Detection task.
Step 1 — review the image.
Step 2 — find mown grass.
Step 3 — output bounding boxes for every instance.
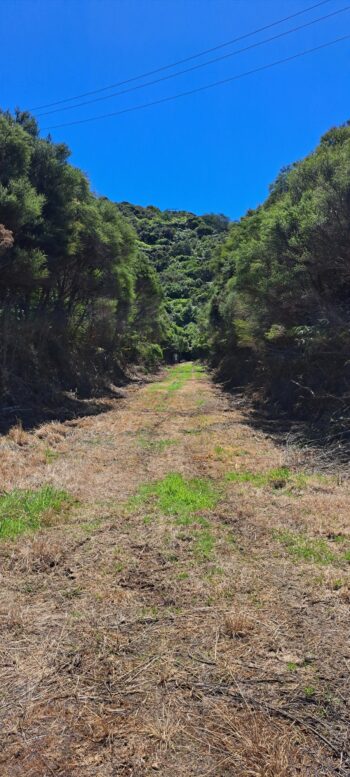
[137,434,178,453]
[194,528,215,559]
[167,379,183,392]
[147,362,205,395]
[225,467,318,491]
[0,486,73,540]
[129,472,220,561]
[169,362,205,378]
[44,448,62,463]
[226,467,336,495]
[214,445,248,460]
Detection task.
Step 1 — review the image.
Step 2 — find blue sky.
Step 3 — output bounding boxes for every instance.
[1,0,349,218]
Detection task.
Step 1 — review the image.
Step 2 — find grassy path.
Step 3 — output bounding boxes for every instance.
[0,363,349,776]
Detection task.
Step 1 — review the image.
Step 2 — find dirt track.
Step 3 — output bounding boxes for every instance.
[0,364,349,776]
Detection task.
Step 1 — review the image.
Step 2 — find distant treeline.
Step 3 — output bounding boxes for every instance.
[0,110,165,403]
[207,122,350,423]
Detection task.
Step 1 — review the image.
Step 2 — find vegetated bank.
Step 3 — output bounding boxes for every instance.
[0,109,165,407]
[207,121,350,433]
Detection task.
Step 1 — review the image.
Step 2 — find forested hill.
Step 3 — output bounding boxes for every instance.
[116,203,229,358]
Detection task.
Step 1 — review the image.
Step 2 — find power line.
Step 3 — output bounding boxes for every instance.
[35,5,349,118]
[31,0,333,111]
[43,33,350,131]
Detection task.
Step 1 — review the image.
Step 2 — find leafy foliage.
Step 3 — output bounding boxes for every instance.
[208,121,350,421]
[117,202,229,358]
[0,110,164,403]
[2,106,349,431]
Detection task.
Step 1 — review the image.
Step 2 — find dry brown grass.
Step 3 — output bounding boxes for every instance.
[187,704,322,776]
[223,609,254,639]
[10,534,65,572]
[0,365,349,775]
[7,419,30,446]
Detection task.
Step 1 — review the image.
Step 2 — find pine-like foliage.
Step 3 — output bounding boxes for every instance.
[208,122,350,421]
[0,111,164,402]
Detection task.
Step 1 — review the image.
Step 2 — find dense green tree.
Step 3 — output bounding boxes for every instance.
[208,121,350,420]
[0,111,164,402]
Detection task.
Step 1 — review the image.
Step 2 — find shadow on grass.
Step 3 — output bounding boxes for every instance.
[0,390,120,435]
[218,383,350,467]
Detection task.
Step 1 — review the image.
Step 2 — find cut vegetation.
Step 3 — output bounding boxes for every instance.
[0,365,349,776]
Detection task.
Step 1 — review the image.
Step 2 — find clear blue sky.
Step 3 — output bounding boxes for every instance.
[1,0,349,218]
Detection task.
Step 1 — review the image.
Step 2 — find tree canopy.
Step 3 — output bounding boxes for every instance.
[117,202,229,359]
[207,121,350,421]
[0,110,164,402]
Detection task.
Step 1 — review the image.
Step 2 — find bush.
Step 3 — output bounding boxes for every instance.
[208,121,350,423]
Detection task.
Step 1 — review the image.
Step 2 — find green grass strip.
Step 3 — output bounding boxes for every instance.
[0,486,72,540]
[226,467,291,487]
[274,529,348,565]
[132,472,219,524]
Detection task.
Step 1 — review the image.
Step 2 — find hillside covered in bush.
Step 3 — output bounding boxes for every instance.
[116,202,229,358]
[208,121,350,426]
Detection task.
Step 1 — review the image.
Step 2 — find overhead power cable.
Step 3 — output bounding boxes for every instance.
[35,5,349,118]
[30,0,333,111]
[43,33,350,131]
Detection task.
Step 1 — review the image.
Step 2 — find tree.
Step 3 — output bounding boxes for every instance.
[208,121,350,421]
[0,110,165,402]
